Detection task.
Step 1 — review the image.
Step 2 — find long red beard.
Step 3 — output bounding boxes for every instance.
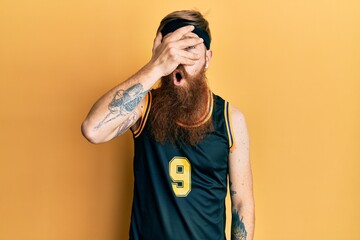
[149,65,214,145]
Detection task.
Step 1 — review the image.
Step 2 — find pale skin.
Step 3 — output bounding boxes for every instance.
[229,107,255,240]
[81,24,254,239]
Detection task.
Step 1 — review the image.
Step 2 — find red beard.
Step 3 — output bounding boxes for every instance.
[149,65,214,145]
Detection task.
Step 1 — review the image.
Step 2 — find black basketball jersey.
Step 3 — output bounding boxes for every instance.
[129,91,235,240]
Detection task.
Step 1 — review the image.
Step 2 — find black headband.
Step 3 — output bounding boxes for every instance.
[160,19,211,50]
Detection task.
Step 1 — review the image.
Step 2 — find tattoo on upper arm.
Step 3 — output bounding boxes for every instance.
[230,181,237,196]
[95,83,146,130]
[231,209,247,240]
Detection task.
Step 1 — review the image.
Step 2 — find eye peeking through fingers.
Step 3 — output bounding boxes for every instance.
[185,45,196,50]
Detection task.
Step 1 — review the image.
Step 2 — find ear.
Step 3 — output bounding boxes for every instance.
[205,50,213,69]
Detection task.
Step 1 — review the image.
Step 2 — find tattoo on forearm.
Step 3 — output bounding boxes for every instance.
[95,83,146,129]
[231,209,247,240]
[230,181,237,196]
[115,111,138,137]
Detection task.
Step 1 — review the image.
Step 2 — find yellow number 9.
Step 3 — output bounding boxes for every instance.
[169,157,191,197]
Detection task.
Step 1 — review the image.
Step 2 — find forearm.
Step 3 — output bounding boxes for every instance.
[81,63,161,143]
[231,201,255,240]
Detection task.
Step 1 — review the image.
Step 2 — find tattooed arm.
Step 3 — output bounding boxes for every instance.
[81,25,203,143]
[81,66,158,144]
[228,105,254,240]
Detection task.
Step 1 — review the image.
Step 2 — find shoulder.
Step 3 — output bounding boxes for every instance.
[212,94,248,133]
[213,92,246,122]
[228,104,249,151]
[215,93,247,126]
[229,104,247,127]
[215,96,249,152]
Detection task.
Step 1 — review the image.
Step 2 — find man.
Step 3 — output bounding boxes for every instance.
[82,10,254,240]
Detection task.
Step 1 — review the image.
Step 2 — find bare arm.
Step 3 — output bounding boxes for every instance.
[228,105,255,240]
[81,67,158,144]
[81,25,204,144]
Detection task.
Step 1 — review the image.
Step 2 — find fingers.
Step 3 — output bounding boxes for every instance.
[178,57,198,66]
[165,34,203,66]
[164,25,195,41]
[182,32,199,39]
[170,48,201,65]
[177,49,201,60]
[150,25,204,75]
[175,37,204,50]
[161,26,203,50]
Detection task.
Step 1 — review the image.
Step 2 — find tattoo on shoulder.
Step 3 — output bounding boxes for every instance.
[231,209,247,240]
[95,83,146,130]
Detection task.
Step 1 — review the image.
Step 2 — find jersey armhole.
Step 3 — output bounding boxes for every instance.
[132,91,152,138]
[224,101,236,153]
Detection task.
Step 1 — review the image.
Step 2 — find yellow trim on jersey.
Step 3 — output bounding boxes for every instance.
[133,91,152,138]
[224,101,236,153]
[228,104,236,152]
[176,92,214,128]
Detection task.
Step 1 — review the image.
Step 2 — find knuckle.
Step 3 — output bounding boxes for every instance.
[163,34,173,41]
[169,47,176,55]
[161,37,170,45]
[167,42,175,49]
[172,54,178,61]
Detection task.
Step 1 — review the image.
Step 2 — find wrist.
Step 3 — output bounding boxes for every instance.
[142,62,164,81]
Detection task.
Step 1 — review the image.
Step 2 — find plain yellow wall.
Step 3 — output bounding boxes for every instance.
[1,0,359,239]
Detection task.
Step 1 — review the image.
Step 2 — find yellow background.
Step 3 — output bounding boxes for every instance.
[1,0,359,239]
